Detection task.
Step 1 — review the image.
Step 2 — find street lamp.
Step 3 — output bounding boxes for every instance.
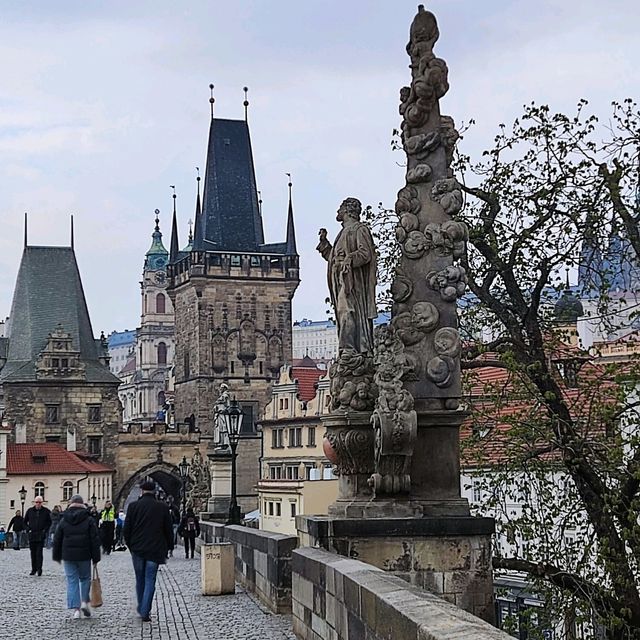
[91,494,97,508]
[221,399,243,525]
[178,455,190,515]
[18,486,27,548]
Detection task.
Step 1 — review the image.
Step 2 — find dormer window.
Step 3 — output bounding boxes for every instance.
[32,455,46,464]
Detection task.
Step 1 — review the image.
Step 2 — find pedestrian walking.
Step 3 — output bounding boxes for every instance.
[167,498,180,557]
[178,507,200,559]
[99,500,116,554]
[123,480,174,622]
[114,510,125,550]
[0,527,6,550]
[47,505,62,549]
[52,495,101,619]
[24,496,52,575]
[7,510,25,550]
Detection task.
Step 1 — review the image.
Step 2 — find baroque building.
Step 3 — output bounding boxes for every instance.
[167,102,300,512]
[258,360,337,535]
[117,212,175,427]
[0,232,122,470]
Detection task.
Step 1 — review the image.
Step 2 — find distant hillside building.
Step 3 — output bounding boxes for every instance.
[107,330,136,375]
[0,234,122,469]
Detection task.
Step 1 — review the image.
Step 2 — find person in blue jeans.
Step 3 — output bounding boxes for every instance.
[123,480,174,622]
[52,495,101,619]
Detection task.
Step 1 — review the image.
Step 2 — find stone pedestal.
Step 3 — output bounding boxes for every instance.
[297,514,496,624]
[206,451,232,516]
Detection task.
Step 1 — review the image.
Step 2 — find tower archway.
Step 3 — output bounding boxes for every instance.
[115,460,183,510]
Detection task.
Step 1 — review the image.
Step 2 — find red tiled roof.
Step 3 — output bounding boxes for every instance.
[7,443,114,475]
[292,366,324,402]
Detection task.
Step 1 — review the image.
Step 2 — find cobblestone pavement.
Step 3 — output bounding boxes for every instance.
[0,546,296,640]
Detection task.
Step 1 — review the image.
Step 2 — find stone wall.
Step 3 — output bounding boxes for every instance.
[5,381,122,468]
[292,546,510,640]
[200,521,297,614]
[297,515,495,623]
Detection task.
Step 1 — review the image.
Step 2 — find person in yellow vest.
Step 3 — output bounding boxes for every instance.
[98,500,116,555]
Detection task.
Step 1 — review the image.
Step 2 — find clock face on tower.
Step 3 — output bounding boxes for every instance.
[154,270,166,284]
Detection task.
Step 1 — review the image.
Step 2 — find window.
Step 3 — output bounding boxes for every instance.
[157,342,167,365]
[472,481,483,503]
[45,435,60,444]
[290,503,297,518]
[272,428,284,449]
[51,358,59,368]
[62,481,74,502]
[268,501,274,516]
[307,427,316,447]
[239,403,256,433]
[305,465,314,480]
[275,502,281,517]
[61,358,69,368]
[184,352,190,379]
[156,293,166,314]
[269,465,283,480]
[288,427,302,448]
[45,405,59,424]
[230,255,241,267]
[286,465,299,480]
[88,436,103,456]
[34,482,45,500]
[284,398,289,410]
[88,405,102,423]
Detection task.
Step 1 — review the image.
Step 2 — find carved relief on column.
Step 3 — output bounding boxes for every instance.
[392,4,466,411]
[368,324,417,495]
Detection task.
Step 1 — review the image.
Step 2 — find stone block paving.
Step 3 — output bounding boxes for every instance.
[0,547,296,640]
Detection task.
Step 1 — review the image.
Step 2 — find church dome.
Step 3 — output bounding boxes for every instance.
[554,289,584,323]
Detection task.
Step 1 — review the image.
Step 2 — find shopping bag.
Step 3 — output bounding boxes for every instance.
[90,564,103,607]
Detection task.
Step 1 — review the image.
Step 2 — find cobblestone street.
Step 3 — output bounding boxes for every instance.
[0,546,296,640]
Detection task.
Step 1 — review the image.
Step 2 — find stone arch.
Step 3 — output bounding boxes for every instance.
[115,460,183,509]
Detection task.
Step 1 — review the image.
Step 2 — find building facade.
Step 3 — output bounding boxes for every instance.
[258,362,337,535]
[0,241,122,469]
[167,109,300,512]
[107,330,136,376]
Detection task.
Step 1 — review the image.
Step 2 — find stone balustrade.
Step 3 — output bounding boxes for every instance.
[291,547,510,640]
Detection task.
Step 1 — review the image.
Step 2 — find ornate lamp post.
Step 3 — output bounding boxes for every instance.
[19,485,27,514]
[18,485,27,548]
[91,494,97,508]
[178,455,190,515]
[221,399,243,525]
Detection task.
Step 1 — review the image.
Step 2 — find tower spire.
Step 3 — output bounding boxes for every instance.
[243,87,249,122]
[70,215,74,249]
[193,167,203,250]
[170,200,179,263]
[24,212,28,248]
[285,173,297,255]
[209,84,215,120]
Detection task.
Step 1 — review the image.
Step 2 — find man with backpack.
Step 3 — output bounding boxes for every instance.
[178,507,200,559]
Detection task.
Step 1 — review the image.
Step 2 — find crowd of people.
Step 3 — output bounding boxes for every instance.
[3,483,201,622]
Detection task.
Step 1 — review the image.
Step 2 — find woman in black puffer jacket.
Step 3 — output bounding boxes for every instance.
[53,495,101,619]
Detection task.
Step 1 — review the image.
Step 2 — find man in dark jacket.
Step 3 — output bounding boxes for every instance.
[7,510,25,550]
[123,480,174,622]
[23,496,52,575]
[53,495,100,618]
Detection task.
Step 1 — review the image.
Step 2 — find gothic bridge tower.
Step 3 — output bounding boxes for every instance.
[167,90,299,512]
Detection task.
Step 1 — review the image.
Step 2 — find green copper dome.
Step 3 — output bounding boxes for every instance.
[145,211,168,271]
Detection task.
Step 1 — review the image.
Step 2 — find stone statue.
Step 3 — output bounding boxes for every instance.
[317,197,377,355]
[185,447,211,513]
[213,383,231,449]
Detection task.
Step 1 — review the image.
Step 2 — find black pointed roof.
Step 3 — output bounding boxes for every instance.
[0,246,120,384]
[196,118,265,252]
[285,190,297,256]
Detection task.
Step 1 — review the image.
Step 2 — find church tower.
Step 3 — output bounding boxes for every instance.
[119,210,175,427]
[167,91,300,512]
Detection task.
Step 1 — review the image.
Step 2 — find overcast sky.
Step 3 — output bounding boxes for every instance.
[1,0,639,336]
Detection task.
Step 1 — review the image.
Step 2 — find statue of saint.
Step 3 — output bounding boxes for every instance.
[317,198,377,354]
[213,383,231,449]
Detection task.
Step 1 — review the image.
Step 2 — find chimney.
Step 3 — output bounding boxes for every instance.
[67,427,76,452]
